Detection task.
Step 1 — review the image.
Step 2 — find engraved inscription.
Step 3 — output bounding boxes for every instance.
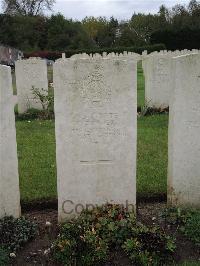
[70,64,112,106]
[155,58,168,84]
[80,160,113,165]
[71,112,126,144]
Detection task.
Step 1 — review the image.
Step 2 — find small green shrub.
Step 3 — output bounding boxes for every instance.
[53,204,175,266]
[31,86,54,119]
[0,247,9,266]
[162,207,188,225]
[123,226,176,265]
[15,108,42,120]
[162,208,200,246]
[15,86,54,121]
[180,210,200,246]
[0,216,37,252]
[140,101,152,117]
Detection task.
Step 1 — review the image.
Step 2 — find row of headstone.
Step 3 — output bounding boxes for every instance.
[1,53,199,220]
[13,49,200,113]
[142,49,200,108]
[69,51,141,60]
[14,52,141,114]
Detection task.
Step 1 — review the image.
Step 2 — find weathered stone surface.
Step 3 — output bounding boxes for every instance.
[70,53,90,59]
[168,53,200,208]
[144,54,173,108]
[0,65,21,218]
[54,58,137,221]
[15,58,48,113]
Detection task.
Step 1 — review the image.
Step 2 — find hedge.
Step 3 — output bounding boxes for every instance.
[150,29,200,50]
[24,43,166,61]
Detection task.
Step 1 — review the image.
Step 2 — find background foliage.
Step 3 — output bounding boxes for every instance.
[0,0,199,52]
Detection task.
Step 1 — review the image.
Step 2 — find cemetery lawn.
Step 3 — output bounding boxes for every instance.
[16,120,57,203]
[137,61,145,107]
[137,114,168,198]
[16,114,168,203]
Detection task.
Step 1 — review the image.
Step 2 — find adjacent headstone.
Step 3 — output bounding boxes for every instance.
[142,50,147,57]
[168,53,200,208]
[0,65,21,218]
[144,55,173,108]
[54,58,137,221]
[119,52,141,61]
[15,58,48,113]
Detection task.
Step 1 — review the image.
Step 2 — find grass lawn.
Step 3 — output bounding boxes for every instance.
[12,69,17,95]
[16,114,168,203]
[137,61,145,107]
[16,120,57,202]
[137,114,168,197]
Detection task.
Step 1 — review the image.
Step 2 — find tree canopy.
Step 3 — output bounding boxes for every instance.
[0,0,199,52]
[2,0,55,15]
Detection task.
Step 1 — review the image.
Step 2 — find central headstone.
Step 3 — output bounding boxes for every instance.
[54,58,137,221]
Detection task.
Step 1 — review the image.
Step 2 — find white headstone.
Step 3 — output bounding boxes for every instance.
[15,58,48,113]
[168,53,200,208]
[0,65,21,218]
[102,52,107,58]
[54,58,137,221]
[142,50,147,56]
[71,53,90,59]
[144,54,173,108]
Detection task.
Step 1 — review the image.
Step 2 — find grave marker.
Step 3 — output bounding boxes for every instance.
[54,58,137,220]
[0,65,21,218]
[15,58,48,113]
[168,54,200,207]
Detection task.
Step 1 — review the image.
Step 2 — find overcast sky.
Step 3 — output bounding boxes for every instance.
[0,0,190,20]
[52,0,190,20]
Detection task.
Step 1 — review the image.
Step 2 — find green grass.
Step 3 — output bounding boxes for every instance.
[16,120,57,202]
[181,210,200,246]
[177,262,200,266]
[137,61,145,107]
[12,70,17,95]
[16,114,168,202]
[48,65,53,83]
[137,114,168,197]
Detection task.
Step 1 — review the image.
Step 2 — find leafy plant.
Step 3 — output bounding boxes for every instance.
[0,216,37,252]
[53,204,176,265]
[180,210,200,246]
[31,86,54,119]
[162,208,200,246]
[15,107,42,121]
[123,226,176,265]
[162,207,188,225]
[0,247,9,266]
[140,100,151,116]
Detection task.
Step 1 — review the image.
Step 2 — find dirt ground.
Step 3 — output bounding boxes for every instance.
[10,202,200,265]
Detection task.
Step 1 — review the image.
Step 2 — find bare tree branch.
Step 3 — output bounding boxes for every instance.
[2,0,55,15]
